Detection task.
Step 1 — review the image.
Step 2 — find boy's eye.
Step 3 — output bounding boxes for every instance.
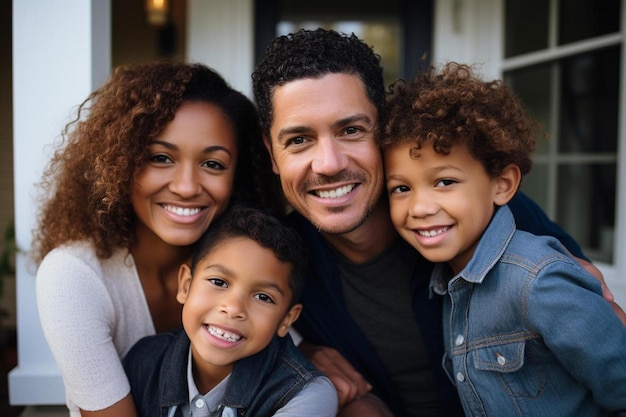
[254,293,275,304]
[390,185,410,194]
[435,179,456,187]
[208,278,227,288]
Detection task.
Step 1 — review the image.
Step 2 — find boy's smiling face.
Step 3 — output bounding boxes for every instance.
[177,236,301,390]
[385,141,518,274]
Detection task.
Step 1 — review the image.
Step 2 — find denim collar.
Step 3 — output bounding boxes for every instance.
[431,205,516,295]
[157,329,283,411]
[219,335,281,408]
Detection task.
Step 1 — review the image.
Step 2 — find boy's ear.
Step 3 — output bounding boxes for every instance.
[176,263,193,305]
[263,134,280,175]
[494,163,522,206]
[277,303,303,338]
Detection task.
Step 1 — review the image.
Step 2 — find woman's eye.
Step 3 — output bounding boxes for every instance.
[254,293,275,304]
[345,126,359,135]
[150,154,172,164]
[203,160,226,170]
[208,278,227,288]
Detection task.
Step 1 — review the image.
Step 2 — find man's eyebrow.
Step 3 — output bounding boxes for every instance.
[276,125,311,144]
[332,114,374,129]
[275,113,375,144]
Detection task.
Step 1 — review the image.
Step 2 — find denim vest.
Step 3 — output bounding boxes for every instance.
[123,329,324,417]
[431,205,626,417]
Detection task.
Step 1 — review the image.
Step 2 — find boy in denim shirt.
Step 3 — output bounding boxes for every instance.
[380,62,626,417]
[123,205,338,416]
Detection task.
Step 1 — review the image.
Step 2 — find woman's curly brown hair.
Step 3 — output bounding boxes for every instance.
[381,62,539,178]
[32,61,284,263]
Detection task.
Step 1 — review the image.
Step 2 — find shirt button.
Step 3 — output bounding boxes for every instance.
[195,398,205,408]
[455,335,465,346]
[456,372,465,382]
[497,353,506,366]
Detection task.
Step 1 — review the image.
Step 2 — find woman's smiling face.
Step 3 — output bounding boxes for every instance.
[132,100,238,247]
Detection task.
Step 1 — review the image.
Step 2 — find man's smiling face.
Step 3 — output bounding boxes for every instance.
[266,73,383,235]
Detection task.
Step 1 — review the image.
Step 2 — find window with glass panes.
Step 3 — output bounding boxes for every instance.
[503,0,622,263]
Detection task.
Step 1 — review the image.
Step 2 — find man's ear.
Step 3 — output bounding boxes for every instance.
[263,134,280,175]
[494,163,522,206]
[277,303,303,337]
[176,263,193,305]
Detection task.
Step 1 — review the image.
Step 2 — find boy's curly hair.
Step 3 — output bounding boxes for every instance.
[252,28,386,137]
[32,61,284,263]
[381,62,539,178]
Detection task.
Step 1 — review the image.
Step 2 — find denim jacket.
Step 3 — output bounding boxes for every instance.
[431,205,626,417]
[123,329,325,417]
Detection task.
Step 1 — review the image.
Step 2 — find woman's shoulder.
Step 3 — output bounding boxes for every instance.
[40,241,130,270]
[37,241,135,291]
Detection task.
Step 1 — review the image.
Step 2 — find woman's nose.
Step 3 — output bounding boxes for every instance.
[169,164,202,198]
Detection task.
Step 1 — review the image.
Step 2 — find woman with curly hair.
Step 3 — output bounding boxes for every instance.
[34,61,284,417]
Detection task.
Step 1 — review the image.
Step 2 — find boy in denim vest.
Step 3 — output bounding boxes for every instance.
[123,205,337,416]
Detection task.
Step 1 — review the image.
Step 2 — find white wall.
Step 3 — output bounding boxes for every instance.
[433,0,503,79]
[186,0,255,98]
[10,0,111,405]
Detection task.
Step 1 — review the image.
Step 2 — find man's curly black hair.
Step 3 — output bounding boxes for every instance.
[252,28,386,137]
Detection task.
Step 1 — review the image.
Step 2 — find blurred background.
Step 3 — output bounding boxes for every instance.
[3,0,625,415]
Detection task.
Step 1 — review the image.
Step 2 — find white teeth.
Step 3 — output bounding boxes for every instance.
[163,205,201,216]
[316,185,355,199]
[208,325,242,342]
[418,227,449,237]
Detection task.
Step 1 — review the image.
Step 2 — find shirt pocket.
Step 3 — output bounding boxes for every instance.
[472,340,545,398]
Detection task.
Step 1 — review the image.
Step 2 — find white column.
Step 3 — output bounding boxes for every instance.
[186,0,255,98]
[433,0,503,79]
[10,0,111,405]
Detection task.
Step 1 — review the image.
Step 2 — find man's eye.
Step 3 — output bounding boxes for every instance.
[208,278,227,288]
[255,293,275,304]
[345,126,359,135]
[286,136,306,146]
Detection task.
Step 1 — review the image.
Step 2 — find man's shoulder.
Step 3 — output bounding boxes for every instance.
[286,210,308,229]
[285,211,328,252]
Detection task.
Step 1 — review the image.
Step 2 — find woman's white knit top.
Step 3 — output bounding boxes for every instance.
[36,241,155,416]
